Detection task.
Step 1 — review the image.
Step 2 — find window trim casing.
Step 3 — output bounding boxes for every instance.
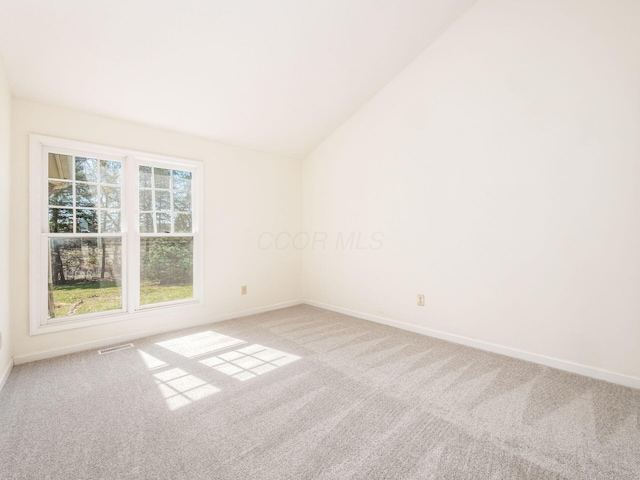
[29,134,204,336]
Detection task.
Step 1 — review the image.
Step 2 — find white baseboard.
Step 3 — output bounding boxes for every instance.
[13,299,303,365]
[304,300,640,390]
[0,359,13,393]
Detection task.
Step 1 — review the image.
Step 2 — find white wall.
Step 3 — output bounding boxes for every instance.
[0,57,11,381]
[11,99,302,360]
[303,0,640,380]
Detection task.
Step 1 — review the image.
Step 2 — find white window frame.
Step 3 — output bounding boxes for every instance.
[29,134,204,335]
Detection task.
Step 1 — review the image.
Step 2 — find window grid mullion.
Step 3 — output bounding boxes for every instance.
[151,174,157,234]
[170,171,175,234]
[125,156,139,314]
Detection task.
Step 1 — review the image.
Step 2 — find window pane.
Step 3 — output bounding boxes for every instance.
[139,166,153,188]
[75,157,98,182]
[48,237,122,318]
[76,183,98,208]
[173,190,191,212]
[101,210,121,233]
[100,186,121,209]
[174,213,192,233]
[172,170,191,191]
[154,168,171,188]
[156,213,171,233]
[139,189,152,211]
[140,237,193,306]
[140,213,154,233]
[48,153,74,180]
[76,209,98,233]
[100,160,121,184]
[155,190,171,211]
[49,208,74,233]
[48,181,73,207]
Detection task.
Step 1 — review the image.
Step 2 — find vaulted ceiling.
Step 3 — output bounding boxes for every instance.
[0,0,476,158]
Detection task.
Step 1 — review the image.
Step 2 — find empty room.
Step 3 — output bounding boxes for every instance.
[0,0,639,478]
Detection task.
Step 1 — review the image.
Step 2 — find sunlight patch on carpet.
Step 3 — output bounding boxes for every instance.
[156,331,245,358]
[200,344,301,381]
[153,367,220,410]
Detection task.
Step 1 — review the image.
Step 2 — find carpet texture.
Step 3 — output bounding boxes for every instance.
[1,305,639,479]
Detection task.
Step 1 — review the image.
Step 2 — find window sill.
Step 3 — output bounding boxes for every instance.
[30,299,204,336]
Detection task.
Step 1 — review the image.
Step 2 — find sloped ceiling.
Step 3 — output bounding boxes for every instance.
[0,0,476,158]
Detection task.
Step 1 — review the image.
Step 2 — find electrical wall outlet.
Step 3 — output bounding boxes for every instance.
[241,285,247,295]
[417,294,425,306]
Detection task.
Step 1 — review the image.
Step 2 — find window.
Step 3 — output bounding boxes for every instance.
[30,135,203,334]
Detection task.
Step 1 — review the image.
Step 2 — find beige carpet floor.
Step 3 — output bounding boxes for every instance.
[1,304,639,479]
